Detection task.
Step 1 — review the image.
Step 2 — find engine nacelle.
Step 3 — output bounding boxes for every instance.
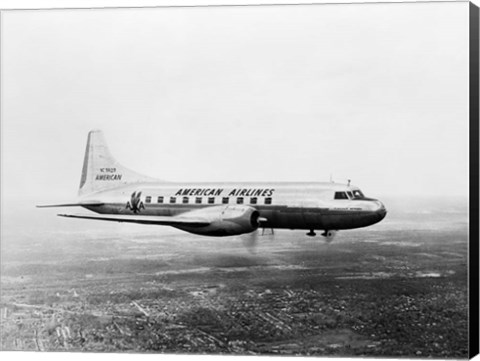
[175,205,261,237]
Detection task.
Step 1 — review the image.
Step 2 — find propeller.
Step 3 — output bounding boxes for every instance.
[241,229,259,254]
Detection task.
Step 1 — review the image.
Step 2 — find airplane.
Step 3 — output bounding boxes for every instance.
[38,130,387,244]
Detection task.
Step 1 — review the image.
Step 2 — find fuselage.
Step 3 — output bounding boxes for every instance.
[83,181,387,231]
[39,131,388,239]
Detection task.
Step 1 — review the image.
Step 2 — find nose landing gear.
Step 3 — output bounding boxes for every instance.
[306,229,337,242]
[322,230,337,243]
[321,230,333,237]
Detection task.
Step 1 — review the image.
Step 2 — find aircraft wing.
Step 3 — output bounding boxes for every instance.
[58,213,210,227]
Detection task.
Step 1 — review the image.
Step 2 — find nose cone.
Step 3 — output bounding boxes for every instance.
[376,201,387,222]
[353,200,388,228]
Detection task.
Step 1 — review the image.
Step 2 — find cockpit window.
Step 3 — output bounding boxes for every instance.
[347,191,353,199]
[352,190,365,199]
[334,192,348,200]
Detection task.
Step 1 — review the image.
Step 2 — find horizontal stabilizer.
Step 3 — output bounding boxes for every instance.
[36,201,104,208]
[58,213,210,227]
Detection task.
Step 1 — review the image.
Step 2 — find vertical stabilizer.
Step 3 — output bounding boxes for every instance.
[78,130,158,196]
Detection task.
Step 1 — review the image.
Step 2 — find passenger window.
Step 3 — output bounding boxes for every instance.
[157,196,164,204]
[237,197,244,204]
[208,197,215,204]
[347,191,353,199]
[222,197,229,204]
[170,197,176,204]
[250,197,257,204]
[265,197,272,205]
[183,197,189,204]
[334,192,348,200]
[195,197,202,204]
[145,196,151,203]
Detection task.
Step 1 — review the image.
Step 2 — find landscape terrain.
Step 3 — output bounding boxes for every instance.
[0,196,469,357]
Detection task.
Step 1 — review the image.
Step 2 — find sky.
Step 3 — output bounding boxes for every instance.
[1,1,471,204]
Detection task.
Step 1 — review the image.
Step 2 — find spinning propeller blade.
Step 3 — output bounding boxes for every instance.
[241,230,259,254]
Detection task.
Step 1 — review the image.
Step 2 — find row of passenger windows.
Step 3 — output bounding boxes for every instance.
[144,196,272,205]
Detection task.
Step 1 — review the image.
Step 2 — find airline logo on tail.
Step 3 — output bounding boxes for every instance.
[78,130,158,196]
[96,167,123,181]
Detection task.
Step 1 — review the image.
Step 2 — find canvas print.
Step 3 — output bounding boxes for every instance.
[0,1,477,358]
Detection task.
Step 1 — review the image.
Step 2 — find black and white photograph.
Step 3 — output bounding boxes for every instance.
[1,0,479,359]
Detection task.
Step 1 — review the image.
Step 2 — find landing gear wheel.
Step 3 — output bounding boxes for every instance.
[321,230,337,243]
[306,229,316,237]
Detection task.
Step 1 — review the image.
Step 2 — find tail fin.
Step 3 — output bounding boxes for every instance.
[78,130,158,196]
